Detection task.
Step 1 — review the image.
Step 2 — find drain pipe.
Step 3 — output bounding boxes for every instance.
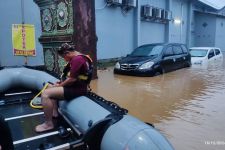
[134,0,140,48]
[165,0,172,43]
[20,0,28,65]
[180,2,183,43]
[186,1,193,48]
[21,0,25,24]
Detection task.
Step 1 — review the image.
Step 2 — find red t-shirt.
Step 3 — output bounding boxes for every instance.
[69,55,88,79]
[65,55,89,94]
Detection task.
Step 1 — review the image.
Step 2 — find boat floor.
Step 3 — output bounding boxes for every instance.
[0,90,79,150]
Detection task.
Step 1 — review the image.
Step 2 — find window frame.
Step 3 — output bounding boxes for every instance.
[163,46,174,57]
[208,49,215,59]
[215,49,221,55]
[173,45,183,55]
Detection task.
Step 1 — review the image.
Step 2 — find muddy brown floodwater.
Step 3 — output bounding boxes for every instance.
[90,56,225,150]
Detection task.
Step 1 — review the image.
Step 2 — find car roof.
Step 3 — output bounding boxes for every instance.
[189,47,220,50]
[140,43,186,47]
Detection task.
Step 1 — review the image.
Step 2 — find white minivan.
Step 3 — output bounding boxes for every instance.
[189,47,223,65]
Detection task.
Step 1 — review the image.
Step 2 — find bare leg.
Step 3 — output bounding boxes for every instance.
[52,100,59,118]
[35,87,64,132]
[46,84,59,118]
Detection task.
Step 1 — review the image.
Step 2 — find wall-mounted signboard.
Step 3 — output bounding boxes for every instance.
[12,24,36,56]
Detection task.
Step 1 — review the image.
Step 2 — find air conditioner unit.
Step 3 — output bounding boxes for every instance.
[106,0,122,6]
[152,8,162,19]
[165,10,172,20]
[141,5,153,19]
[122,0,136,7]
[161,9,166,19]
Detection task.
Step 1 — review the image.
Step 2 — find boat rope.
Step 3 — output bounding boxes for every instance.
[29,83,49,109]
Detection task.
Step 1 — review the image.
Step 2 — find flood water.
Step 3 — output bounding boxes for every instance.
[90,56,225,150]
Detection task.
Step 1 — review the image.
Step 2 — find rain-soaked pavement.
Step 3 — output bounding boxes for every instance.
[90,55,225,150]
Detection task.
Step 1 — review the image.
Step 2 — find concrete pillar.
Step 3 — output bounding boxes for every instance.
[134,0,140,48]
[187,1,193,48]
[73,0,98,79]
[165,0,172,42]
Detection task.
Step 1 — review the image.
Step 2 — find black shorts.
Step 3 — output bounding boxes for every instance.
[63,86,87,100]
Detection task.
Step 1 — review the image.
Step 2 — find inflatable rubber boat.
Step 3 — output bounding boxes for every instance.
[0,67,174,150]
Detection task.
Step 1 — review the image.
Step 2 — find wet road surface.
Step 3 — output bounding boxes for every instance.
[91,57,225,150]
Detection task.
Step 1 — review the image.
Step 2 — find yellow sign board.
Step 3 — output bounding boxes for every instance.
[12,24,36,56]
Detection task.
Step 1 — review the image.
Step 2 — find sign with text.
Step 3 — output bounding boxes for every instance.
[12,24,36,56]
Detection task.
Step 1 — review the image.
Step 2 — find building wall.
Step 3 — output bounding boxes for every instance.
[95,1,135,59]
[169,0,189,44]
[215,17,225,51]
[0,0,43,67]
[193,2,225,50]
[140,21,165,45]
[189,3,195,48]
[194,12,216,47]
[139,0,166,45]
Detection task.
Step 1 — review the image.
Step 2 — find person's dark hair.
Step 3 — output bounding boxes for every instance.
[58,43,75,55]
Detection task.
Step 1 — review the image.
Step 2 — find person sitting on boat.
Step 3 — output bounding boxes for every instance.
[35,43,93,132]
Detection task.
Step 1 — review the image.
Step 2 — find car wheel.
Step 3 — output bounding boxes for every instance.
[154,72,161,76]
[154,68,165,76]
[154,70,163,76]
[186,62,191,67]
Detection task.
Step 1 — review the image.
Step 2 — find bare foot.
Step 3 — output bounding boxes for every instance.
[35,122,54,133]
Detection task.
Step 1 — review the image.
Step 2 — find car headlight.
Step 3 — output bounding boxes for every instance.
[115,62,120,69]
[139,61,154,70]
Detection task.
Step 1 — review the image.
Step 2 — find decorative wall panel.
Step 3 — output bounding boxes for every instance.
[34,0,73,75]
[35,0,97,78]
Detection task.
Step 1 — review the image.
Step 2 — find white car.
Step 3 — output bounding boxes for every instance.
[189,47,223,65]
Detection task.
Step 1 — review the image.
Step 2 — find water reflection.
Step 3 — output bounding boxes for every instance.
[90,55,225,150]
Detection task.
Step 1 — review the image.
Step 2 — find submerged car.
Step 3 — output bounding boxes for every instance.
[190,47,223,65]
[114,43,191,76]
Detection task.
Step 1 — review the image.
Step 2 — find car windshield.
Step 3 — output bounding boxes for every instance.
[130,45,163,57]
[190,49,208,57]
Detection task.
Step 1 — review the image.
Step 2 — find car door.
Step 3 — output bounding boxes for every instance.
[181,45,191,67]
[161,46,175,72]
[207,49,216,63]
[172,45,184,70]
[214,49,223,61]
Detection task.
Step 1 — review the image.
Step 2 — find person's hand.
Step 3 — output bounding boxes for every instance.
[53,81,62,87]
[53,83,60,87]
[48,81,60,87]
[56,81,61,84]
